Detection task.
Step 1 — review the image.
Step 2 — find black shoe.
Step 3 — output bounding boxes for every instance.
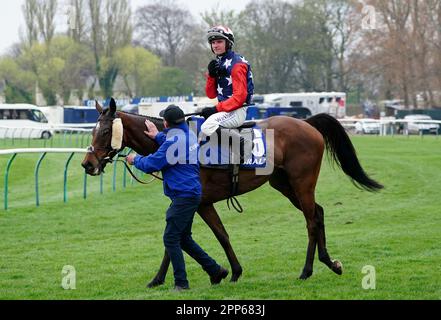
[210,267,229,285]
[174,285,190,292]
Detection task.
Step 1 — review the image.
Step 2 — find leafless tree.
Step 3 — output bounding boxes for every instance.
[35,0,57,44]
[351,0,441,107]
[22,0,57,46]
[68,0,88,43]
[135,0,195,67]
[22,0,39,47]
[87,0,132,96]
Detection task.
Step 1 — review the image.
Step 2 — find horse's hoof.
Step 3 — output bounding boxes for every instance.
[229,268,243,283]
[230,275,240,283]
[299,270,313,280]
[331,260,343,275]
[230,273,242,283]
[147,279,164,288]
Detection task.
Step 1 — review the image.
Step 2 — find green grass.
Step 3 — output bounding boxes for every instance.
[0,135,440,300]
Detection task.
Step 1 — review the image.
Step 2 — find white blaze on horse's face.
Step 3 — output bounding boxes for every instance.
[88,119,113,164]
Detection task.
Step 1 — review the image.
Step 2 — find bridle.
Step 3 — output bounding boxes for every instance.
[86,145,120,171]
[86,141,163,183]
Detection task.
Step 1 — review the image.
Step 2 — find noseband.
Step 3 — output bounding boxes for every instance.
[86,145,120,172]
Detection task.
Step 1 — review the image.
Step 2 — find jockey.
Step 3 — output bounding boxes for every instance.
[200,25,255,164]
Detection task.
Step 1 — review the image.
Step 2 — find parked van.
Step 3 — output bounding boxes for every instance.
[0,104,54,139]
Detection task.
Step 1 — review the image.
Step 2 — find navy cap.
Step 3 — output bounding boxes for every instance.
[159,105,185,124]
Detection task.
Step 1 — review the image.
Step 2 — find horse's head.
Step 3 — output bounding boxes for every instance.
[82,98,124,176]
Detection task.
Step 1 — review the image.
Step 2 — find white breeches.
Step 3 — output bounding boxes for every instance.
[201,107,248,136]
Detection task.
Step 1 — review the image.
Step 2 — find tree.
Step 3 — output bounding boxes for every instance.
[238,0,299,93]
[135,0,196,67]
[35,0,57,45]
[113,47,161,97]
[0,58,36,103]
[202,6,245,35]
[21,0,57,47]
[87,0,132,97]
[50,37,95,103]
[17,36,94,105]
[148,67,193,96]
[351,0,441,107]
[68,0,88,43]
[323,0,357,93]
[22,0,39,47]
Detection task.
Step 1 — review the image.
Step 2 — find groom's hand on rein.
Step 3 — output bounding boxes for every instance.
[126,154,136,165]
[144,120,159,139]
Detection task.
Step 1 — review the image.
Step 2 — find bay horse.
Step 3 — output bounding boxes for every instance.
[81,99,383,287]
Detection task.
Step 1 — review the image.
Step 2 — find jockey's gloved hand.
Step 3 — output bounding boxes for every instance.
[208,60,219,78]
[217,66,229,78]
[201,106,218,119]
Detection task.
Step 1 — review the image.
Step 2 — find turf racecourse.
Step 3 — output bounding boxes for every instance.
[0,135,440,300]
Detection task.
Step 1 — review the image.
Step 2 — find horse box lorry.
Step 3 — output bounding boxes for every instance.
[258,92,347,118]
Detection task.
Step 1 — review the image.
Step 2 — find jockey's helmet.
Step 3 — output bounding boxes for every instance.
[207,26,235,48]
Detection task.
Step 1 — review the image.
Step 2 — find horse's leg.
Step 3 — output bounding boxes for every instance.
[269,170,315,279]
[198,204,243,282]
[270,169,342,278]
[293,185,320,280]
[147,250,170,288]
[315,204,343,275]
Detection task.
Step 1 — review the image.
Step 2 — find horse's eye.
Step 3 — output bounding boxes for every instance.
[102,129,111,136]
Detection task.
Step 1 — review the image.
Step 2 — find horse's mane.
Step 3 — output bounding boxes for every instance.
[118,111,163,124]
[117,111,166,134]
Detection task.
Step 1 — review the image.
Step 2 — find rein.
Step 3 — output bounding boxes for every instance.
[115,154,164,183]
[86,146,163,184]
[227,197,244,214]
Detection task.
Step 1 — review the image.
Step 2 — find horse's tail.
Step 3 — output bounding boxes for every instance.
[305,113,383,192]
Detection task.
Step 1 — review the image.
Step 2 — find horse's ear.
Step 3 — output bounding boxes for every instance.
[109,98,117,115]
[96,100,103,114]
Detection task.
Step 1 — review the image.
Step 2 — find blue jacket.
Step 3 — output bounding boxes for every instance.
[134,122,202,200]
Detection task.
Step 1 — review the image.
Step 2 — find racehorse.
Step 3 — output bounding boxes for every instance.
[81,99,383,287]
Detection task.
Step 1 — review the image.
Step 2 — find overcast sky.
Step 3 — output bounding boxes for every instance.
[0,0,248,55]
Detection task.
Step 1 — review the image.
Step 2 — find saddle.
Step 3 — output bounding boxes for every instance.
[238,121,257,129]
[199,125,256,169]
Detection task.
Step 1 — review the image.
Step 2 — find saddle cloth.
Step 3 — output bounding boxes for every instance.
[188,116,267,169]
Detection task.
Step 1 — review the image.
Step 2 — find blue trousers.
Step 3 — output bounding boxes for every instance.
[163,197,220,287]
